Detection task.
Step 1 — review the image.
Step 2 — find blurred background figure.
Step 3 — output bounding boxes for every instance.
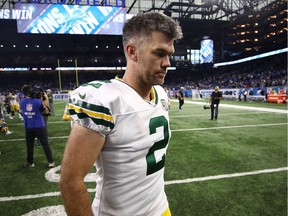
[178,87,185,110]
[62,91,72,121]
[0,119,13,135]
[46,89,54,116]
[209,86,223,120]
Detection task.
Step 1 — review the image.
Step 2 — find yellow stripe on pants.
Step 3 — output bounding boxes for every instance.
[162,207,171,216]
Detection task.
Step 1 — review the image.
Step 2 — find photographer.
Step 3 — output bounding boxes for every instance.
[35,89,51,127]
[19,85,55,168]
[209,86,223,120]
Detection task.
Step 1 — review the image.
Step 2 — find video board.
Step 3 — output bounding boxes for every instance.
[15,3,126,35]
[200,39,214,64]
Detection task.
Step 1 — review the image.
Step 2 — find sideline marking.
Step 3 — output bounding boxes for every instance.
[171,100,288,114]
[7,110,275,126]
[170,111,269,118]
[1,122,286,143]
[45,166,96,183]
[165,167,288,185]
[8,121,70,126]
[0,167,287,202]
[172,122,288,132]
[0,136,69,143]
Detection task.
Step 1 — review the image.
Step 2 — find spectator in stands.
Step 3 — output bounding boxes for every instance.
[209,86,223,120]
[178,87,185,109]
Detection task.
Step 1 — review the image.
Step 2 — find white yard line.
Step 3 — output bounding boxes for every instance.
[8,121,69,126]
[0,167,287,202]
[0,136,69,143]
[172,100,288,114]
[0,122,286,143]
[170,111,269,118]
[172,122,287,132]
[164,167,288,185]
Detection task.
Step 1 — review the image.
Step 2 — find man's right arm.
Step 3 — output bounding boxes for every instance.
[60,123,105,216]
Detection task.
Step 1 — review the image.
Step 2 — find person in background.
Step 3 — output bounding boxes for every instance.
[10,91,23,121]
[60,12,183,216]
[164,87,171,110]
[243,89,248,102]
[20,85,55,168]
[40,90,50,128]
[0,118,12,155]
[238,88,242,101]
[62,91,72,121]
[209,86,223,120]
[46,89,54,116]
[0,105,13,135]
[4,93,12,119]
[178,86,185,110]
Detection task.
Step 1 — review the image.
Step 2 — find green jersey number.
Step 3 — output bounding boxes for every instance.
[146,116,170,175]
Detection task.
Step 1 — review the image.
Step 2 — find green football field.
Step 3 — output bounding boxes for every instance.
[0,99,287,216]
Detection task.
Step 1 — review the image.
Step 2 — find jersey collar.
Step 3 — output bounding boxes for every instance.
[115,77,159,105]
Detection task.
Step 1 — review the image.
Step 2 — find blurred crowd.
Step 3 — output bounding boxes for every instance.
[0,54,286,95]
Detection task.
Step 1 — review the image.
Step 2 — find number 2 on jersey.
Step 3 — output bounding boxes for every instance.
[146,116,170,175]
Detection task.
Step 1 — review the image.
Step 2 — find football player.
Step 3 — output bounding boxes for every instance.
[60,12,183,216]
[0,121,12,135]
[62,91,72,121]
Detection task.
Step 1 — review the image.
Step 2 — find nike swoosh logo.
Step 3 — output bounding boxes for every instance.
[79,93,86,99]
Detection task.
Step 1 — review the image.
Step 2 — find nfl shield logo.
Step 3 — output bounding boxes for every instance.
[26,103,33,111]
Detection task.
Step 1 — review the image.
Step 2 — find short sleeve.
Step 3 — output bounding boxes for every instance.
[68,82,115,136]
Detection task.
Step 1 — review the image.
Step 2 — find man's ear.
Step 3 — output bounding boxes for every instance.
[125,44,138,62]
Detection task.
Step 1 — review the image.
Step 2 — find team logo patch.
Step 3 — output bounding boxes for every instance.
[26,103,33,111]
[160,99,169,111]
[78,93,86,99]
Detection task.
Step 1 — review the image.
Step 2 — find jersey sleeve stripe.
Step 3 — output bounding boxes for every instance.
[151,87,159,105]
[68,103,114,129]
[69,98,111,115]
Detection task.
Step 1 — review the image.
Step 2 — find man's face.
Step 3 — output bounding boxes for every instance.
[136,32,175,86]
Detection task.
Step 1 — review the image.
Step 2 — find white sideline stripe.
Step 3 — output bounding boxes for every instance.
[172,122,288,132]
[0,136,69,142]
[9,121,69,126]
[0,192,61,202]
[170,111,268,118]
[164,167,288,185]
[0,122,286,143]
[171,100,288,114]
[0,167,287,202]
[8,111,268,125]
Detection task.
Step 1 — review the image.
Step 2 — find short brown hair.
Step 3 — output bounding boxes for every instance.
[122,12,183,49]
[21,85,33,97]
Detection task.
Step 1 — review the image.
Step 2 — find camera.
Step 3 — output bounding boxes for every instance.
[31,88,45,99]
[203,105,210,110]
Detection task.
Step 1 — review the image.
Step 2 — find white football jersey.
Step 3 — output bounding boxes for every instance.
[68,79,171,216]
[10,94,17,105]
